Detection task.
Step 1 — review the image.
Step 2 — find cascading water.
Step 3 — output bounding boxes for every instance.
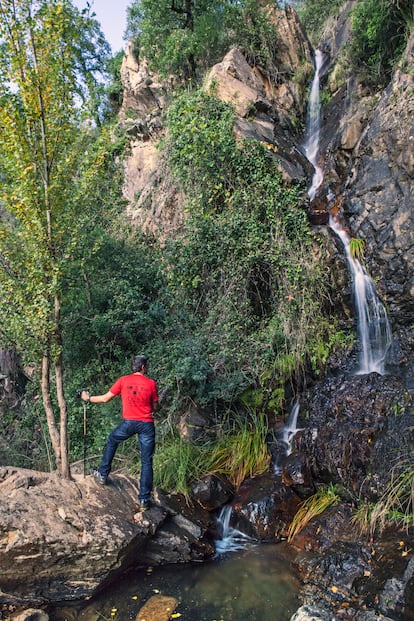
[303,49,392,375]
[303,49,324,201]
[273,402,302,475]
[329,216,392,374]
[214,504,253,555]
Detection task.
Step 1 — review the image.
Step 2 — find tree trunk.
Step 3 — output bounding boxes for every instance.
[41,349,61,472]
[55,354,70,479]
[54,295,70,479]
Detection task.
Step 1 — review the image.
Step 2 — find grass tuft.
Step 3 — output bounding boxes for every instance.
[287,483,340,542]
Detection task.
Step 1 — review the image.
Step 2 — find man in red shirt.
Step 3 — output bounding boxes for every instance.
[81,355,160,510]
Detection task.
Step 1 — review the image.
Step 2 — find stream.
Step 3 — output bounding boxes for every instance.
[48,542,301,621]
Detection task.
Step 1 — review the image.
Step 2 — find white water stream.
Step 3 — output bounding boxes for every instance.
[303,49,392,374]
[274,402,302,475]
[329,216,392,374]
[214,504,253,555]
[303,49,324,200]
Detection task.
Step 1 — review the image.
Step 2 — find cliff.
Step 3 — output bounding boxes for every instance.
[119,1,413,326]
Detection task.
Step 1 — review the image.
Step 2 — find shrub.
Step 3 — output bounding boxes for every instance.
[349,0,413,88]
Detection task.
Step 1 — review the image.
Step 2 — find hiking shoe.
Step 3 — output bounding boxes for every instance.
[90,467,107,485]
[139,499,151,511]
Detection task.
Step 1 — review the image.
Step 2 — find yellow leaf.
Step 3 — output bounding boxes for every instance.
[153,589,160,593]
[331,586,338,593]
[364,570,371,577]
[170,614,182,619]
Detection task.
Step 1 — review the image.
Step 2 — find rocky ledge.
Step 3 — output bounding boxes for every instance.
[0,466,215,608]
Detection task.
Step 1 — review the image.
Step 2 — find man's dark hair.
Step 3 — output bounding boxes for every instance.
[131,355,148,372]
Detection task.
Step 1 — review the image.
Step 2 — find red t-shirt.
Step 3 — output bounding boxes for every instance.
[109,373,158,422]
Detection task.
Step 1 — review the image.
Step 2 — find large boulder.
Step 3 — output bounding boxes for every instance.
[0,467,214,607]
[296,344,414,501]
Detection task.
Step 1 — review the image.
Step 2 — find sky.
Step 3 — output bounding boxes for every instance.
[73,0,132,53]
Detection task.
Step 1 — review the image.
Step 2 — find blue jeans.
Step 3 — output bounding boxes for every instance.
[99,419,155,501]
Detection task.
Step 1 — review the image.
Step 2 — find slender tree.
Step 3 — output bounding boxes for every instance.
[0,0,110,477]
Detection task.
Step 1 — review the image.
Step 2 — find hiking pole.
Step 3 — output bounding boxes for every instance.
[83,399,87,478]
[77,390,88,478]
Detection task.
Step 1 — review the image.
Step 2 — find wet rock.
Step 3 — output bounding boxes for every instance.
[320,30,414,327]
[11,610,49,621]
[231,473,302,540]
[292,519,414,621]
[290,605,332,621]
[135,594,179,621]
[297,361,414,501]
[377,556,414,618]
[289,504,358,552]
[282,452,315,499]
[191,474,234,510]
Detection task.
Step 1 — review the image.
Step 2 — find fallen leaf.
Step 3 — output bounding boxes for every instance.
[331,586,338,593]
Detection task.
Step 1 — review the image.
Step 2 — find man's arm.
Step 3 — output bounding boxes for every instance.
[81,390,115,404]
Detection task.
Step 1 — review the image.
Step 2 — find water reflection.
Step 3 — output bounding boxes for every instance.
[50,543,301,621]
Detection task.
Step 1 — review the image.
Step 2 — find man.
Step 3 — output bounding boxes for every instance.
[81,354,160,510]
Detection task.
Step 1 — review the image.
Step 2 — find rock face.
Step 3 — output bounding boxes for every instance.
[316,11,414,327]
[204,46,313,184]
[119,43,184,241]
[344,36,414,326]
[120,5,315,238]
[0,467,214,606]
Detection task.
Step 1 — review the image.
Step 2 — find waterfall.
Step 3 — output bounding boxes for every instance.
[329,216,392,375]
[273,402,302,475]
[302,49,392,375]
[303,49,324,201]
[214,505,252,555]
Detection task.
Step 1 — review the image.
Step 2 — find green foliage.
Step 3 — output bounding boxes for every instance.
[151,410,270,496]
[349,0,413,88]
[209,410,270,489]
[126,0,281,80]
[352,452,414,538]
[307,327,354,377]
[126,0,232,79]
[349,237,365,262]
[152,433,207,498]
[104,50,125,119]
[294,0,343,43]
[0,0,111,358]
[0,0,113,474]
[287,483,341,541]
[157,88,335,414]
[224,0,280,78]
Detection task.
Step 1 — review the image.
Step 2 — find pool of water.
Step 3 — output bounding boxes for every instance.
[48,542,301,621]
